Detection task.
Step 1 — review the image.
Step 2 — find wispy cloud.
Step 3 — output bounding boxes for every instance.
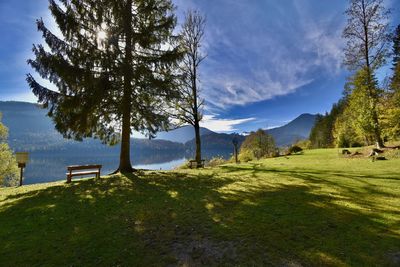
[200,114,255,132]
[293,1,345,75]
[174,0,346,109]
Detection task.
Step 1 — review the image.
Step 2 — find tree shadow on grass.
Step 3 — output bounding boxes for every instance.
[219,163,400,200]
[0,170,399,266]
[220,163,400,217]
[220,163,400,181]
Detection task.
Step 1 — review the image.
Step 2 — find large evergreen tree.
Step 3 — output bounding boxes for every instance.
[333,69,385,147]
[346,68,382,143]
[27,0,183,172]
[387,24,400,138]
[343,0,391,148]
[392,25,400,68]
[309,99,347,148]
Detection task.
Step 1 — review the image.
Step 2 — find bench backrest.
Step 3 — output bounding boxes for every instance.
[67,165,102,171]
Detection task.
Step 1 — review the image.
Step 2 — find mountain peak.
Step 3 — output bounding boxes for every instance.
[155,125,214,143]
[297,113,315,118]
[267,113,317,146]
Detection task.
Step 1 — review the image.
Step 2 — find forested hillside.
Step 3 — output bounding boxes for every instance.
[1,102,317,151]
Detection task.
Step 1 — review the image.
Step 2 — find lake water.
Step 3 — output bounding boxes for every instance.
[21,149,230,185]
[22,152,185,185]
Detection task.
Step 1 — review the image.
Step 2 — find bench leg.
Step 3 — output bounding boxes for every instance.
[66,174,72,183]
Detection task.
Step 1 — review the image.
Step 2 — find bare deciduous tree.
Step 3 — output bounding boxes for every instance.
[343,0,391,148]
[177,10,206,167]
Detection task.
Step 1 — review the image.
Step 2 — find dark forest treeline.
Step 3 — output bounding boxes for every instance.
[309,99,347,148]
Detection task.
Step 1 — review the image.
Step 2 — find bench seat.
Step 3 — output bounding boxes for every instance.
[66,164,102,183]
[188,160,205,169]
[65,171,99,176]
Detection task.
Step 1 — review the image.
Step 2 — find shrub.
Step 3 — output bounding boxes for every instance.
[293,139,311,150]
[272,148,281,157]
[240,129,276,159]
[238,149,254,162]
[384,148,400,159]
[0,113,19,187]
[175,161,190,170]
[288,145,303,154]
[0,144,19,187]
[206,156,227,167]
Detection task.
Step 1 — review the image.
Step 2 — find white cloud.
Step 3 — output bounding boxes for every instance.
[200,114,255,132]
[1,91,37,103]
[293,1,345,75]
[204,69,314,109]
[173,0,346,110]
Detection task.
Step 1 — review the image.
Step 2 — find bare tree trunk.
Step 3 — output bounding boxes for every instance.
[361,0,384,149]
[372,109,384,148]
[193,66,202,167]
[234,144,238,163]
[180,10,205,168]
[194,119,202,167]
[193,62,202,166]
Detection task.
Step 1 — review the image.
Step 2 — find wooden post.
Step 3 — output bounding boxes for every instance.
[67,169,72,183]
[18,163,25,186]
[19,167,23,186]
[232,135,239,164]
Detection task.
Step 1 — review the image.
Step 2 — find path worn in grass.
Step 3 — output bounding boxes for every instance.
[0,149,399,266]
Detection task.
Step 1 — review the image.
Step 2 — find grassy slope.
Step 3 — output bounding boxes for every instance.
[0,149,399,266]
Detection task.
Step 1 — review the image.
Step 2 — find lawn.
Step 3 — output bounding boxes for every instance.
[0,149,399,266]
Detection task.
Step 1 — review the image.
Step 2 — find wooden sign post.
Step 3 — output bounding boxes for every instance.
[15,152,29,186]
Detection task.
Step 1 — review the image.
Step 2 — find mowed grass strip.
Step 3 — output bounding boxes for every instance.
[0,149,399,266]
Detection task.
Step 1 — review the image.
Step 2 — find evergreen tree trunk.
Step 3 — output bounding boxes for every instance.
[119,0,134,173]
[119,103,133,172]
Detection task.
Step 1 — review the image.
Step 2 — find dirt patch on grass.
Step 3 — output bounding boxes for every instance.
[387,251,400,266]
[341,145,400,159]
[170,237,237,266]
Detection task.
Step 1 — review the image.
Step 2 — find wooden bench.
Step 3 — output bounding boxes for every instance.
[188,160,205,169]
[66,165,102,183]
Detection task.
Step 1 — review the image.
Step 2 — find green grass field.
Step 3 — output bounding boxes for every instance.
[1,149,399,266]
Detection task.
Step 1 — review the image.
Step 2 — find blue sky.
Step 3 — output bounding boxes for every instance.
[0,0,399,133]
